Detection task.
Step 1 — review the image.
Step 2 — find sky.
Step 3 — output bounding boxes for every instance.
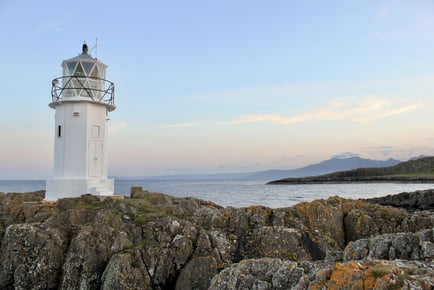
[1,0,434,179]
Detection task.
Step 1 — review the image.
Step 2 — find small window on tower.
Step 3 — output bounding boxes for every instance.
[92,125,100,138]
[58,125,62,138]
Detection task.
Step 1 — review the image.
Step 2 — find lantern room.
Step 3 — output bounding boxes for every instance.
[50,43,115,111]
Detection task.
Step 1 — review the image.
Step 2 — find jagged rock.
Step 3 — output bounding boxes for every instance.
[364,189,434,211]
[401,210,434,232]
[343,229,434,261]
[324,250,343,263]
[60,217,133,289]
[290,196,346,249]
[343,201,407,242]
[1,189,434,289]
[0,223,67,289]
[207,229,237,265]
[101,250,152,289]
[138,216,202,288]
[308,259,434,289]
[175,256,218,290]
[208,258,305,290]
[211,258,434,289]
[1,191,46,227]
[243,226,312,260]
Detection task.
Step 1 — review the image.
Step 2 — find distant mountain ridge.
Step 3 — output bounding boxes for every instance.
[245,156,401,180]
[116,156,401,181]
[268,156,434,184]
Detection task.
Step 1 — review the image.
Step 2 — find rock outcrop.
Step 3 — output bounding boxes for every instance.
[208,258,434,290]
[364,189,434,211]
[0,188,433,289]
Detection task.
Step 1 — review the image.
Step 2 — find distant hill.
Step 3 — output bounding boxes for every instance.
[267,156,434,184]
[116,156,401,181]
[244,156,400,180]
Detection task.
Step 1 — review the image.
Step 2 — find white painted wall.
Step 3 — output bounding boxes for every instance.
[45,100,114,200]
[52,101,108,179]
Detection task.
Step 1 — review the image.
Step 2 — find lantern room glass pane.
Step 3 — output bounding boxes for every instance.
[91,66,99,79]
[74,63,85,76]
[97,64,106,79]
[82,62,94,75]
[66,62,77,75]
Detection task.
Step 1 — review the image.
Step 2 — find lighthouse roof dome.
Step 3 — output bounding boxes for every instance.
[61,43,107,79]
[63,44,106,64]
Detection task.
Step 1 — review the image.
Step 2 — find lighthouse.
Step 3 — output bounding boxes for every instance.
[45,43,116,201]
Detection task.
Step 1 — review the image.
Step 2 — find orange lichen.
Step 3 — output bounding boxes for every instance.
[41,200,57,206]
[308,260,410,290]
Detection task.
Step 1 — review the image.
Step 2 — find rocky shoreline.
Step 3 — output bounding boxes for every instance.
[267,175,434,185]
[0,188,433,289]
[363,189,434,212]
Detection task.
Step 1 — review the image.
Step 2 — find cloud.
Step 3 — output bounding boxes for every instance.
[332,152,360,159]
[161,121,202,128]
[156,96,422,129]
[219,96,422,126]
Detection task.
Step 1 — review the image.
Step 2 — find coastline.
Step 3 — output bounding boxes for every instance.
[267,178,434,184]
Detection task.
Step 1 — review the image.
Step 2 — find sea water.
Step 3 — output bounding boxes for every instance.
[0,179,433,208]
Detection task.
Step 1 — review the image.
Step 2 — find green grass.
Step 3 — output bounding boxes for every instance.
[135,218,147,227]
[372,268,391,278]
[386,273,411,290]
[74,202,105,209]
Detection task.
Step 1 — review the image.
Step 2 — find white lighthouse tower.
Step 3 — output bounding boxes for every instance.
[45,43,116,201]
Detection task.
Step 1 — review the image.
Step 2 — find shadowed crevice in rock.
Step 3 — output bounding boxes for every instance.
[301,232,325,260]
[233,238,243,263]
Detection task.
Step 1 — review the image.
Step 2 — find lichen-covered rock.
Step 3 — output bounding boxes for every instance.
[364,189,434,211]
[175,256,218,290]
[243,226,312,260]
[343,229,434,262]
[0,191,47,228]
[101,250,152,289]
[0,223,67,289]
[343,200,407,242]
[401,210,434,232]
[208,258,305,290]
[290,196,346,249]
[211,258,434,290]
[60,222,133,289]
[308,259,434,289]
[139,217,197,288]
[1,189,434,289]
[207,229,237,266]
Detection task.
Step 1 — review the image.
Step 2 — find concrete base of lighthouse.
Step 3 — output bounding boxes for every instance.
[45,178,114,201]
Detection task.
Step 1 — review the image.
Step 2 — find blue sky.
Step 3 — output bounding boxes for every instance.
[1,0,434,178]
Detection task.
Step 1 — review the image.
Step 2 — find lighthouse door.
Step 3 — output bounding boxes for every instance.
[88,140,103,177]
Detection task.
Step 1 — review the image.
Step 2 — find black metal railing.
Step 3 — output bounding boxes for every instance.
[51,76,115,106]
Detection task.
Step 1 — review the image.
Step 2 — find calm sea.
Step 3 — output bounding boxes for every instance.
[0,179,433,208]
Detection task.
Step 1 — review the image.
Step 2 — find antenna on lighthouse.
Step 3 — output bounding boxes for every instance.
[90,38,98,59]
